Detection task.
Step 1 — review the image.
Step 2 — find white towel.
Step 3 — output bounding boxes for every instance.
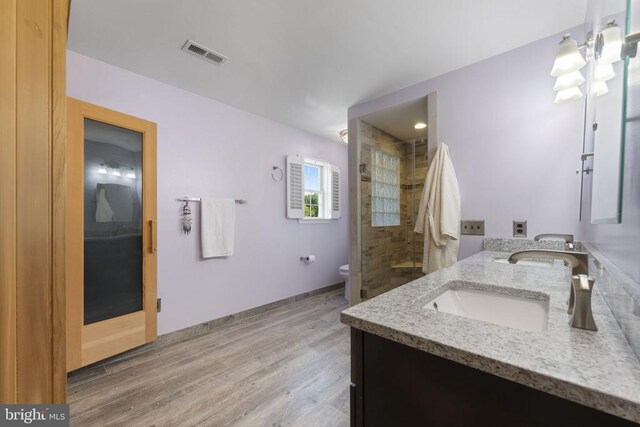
[201,198,235,258]
[96,183,134,222]
[414,142,461,274]
[96,188,115,222]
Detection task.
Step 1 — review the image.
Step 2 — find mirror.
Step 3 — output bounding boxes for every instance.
[582,0,631,224]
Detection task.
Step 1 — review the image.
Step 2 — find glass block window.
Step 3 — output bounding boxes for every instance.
[371,149,400,226]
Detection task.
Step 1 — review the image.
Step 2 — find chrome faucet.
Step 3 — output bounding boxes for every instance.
[534,233,575,250]
[508,250,594,321]
[569,274,597,331]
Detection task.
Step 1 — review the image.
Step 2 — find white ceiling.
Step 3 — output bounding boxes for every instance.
[360,97,428,142]
[68,0,620,143]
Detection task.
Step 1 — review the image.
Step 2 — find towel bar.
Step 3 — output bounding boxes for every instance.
[176,197,248,204]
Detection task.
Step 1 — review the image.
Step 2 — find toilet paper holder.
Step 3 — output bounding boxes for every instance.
[300,255,316,263]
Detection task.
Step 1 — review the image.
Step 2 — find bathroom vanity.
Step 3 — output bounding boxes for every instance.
[341,248,640,426]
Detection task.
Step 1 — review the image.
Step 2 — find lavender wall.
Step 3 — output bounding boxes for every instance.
[67,51,349,335]
[349,27,587,260]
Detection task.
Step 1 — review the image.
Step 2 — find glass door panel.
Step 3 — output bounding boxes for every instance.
[83,119,144,325]
[411,139,429,280]
[359,119,426,300]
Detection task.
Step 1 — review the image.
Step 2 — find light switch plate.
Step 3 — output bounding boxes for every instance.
[461,220,485,236]
[513,220,527,237]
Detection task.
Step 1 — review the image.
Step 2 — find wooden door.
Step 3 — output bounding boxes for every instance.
[66,98,157,371]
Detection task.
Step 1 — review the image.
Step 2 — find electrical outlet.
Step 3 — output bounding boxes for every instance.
[513,220,527,237]
[461,220,485,236]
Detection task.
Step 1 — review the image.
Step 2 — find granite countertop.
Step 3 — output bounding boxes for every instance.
[341,250,640,423]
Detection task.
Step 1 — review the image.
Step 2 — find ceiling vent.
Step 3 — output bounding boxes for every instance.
[181,40,228,66]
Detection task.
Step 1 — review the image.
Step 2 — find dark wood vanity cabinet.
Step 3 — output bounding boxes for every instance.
[350,329,637,427]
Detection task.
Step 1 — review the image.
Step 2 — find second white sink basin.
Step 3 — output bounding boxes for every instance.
[424,287,549,332]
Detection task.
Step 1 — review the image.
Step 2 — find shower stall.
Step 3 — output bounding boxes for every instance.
[358,121,429,299]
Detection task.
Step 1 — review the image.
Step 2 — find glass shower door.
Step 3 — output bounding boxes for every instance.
[358,119,427,300]
[409,139,429,278]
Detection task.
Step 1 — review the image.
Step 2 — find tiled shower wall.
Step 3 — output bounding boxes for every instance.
[360,121,427,298]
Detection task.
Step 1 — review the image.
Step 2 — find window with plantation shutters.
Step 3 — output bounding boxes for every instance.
[286,155,341,222]
[286,155,305,219]
[330,166,341,219]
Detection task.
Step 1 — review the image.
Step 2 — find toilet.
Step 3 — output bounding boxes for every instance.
[339,264,350,303]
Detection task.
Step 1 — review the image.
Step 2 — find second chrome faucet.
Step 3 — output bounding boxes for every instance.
[534,233,575,250]
[508,249,597,331]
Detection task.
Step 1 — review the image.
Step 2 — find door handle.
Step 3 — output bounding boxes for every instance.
[149,220,157,253]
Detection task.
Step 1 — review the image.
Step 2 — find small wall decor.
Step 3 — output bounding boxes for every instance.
[181,201,192,234]
[176,196,247,236]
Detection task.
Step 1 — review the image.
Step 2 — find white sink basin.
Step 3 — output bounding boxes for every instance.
[492,258,553,268]
[424,287,549,332]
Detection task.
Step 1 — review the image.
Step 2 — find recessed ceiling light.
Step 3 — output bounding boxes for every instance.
[414,122,427,129]
[339,129,348,143]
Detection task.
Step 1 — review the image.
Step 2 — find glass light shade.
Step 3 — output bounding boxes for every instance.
[554,87,583,104]
[592,81,609,96]
[551,37,586,76]
[126,168,136,179]
[553,70,585,91]
[598,24,622,64]
[110,167,121,177]
[98,163,108,174]
[594,62,615,81]
[414,122,427,129]
[339,129,348,143]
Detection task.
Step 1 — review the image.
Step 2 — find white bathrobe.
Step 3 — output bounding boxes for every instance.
[414,143,461,274]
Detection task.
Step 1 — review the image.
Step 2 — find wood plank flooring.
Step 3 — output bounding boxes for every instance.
[68,289,351,427]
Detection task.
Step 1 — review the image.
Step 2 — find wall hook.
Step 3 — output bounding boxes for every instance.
[271,166,284,182]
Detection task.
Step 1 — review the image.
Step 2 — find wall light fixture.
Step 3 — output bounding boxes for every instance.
[552,18,640,105]
[339,129,348,143]
[551,35,586,77]
[98,162,136,179]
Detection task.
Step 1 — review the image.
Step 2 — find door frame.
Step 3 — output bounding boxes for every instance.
[347,92,438,305]
[0,0,69,404]
[66,98,157,371]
